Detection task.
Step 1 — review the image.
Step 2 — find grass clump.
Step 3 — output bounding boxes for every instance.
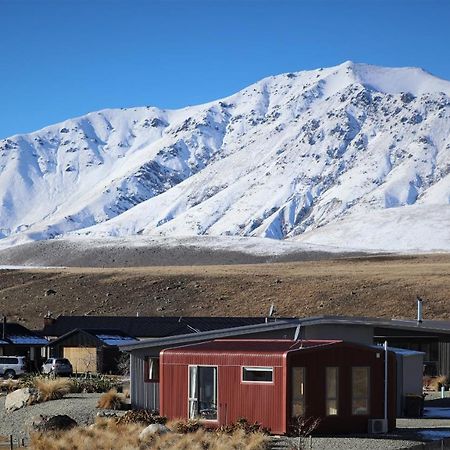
[97,389,126,410]
[30,419,270,450]
[34,377,72,402]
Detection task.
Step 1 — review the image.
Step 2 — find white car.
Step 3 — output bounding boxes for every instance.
[41,358,73,376]
[0,356,27,379]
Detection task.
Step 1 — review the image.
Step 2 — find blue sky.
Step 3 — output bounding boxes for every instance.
[1,0,449,139]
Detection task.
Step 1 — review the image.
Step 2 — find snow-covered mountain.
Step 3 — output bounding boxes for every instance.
[1,61,449,252]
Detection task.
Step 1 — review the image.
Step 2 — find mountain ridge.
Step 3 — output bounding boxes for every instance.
[1,61,449,253]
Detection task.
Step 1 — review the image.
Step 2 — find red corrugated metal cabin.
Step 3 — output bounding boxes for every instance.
[160,339,396,435]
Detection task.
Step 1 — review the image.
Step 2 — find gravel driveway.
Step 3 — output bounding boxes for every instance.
[0,393,101,439]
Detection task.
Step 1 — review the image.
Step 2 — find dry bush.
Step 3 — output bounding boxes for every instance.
[117,410,166,426]
[426,375,448,391]
[30,420,142,450]
[30,420,270,450]
[34,377,73,402]
[1,379,19,393]
[97,389,126,410]
[167,418,204,434]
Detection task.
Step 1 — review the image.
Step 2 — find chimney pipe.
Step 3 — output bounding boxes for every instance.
[2,316,6,340]
[417,297,423,324]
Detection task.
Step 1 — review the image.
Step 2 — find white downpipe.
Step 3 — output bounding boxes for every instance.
[417,298,423,324]
[384,340,388,421]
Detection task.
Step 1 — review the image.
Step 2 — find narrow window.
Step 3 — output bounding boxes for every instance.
[242,367,273,383]
[188,366,218,420]
[326,367,339,415]
[291,367,305,417]
[352,367,370,415]
[144,357,159,382]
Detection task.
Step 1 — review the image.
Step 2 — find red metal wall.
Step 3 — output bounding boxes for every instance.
[160,342,396,435]
[160,351,288,434]
[287,343,397,434]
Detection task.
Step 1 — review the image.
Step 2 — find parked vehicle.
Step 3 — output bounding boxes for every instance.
[41,358,73,376]
[0,356,27,379]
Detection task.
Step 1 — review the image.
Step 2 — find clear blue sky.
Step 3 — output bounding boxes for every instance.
[1,0,449,139]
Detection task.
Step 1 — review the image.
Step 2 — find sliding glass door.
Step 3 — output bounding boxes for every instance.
[188,366,218,420]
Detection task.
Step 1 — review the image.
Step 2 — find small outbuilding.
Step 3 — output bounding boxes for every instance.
[160,339,397,435]
[48,329,138,374]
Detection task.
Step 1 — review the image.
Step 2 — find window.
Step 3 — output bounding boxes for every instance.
[188,366,218,420]
[144,357,159,382]
[352,367,370,415]
[326,367,339,416]
[242,367,273,383]
[291,367,305,417]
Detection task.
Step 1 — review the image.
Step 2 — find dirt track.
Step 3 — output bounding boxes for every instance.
[1,254,449,329]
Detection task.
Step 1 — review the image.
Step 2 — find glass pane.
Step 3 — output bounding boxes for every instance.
[242,367,273,382]
[326,367,338,398]
[291,367,305,417]
[352,367,370,415]
[326,399,338,416]
[292,400,305,417]
[198,367,217,420]
[148,358,159,381]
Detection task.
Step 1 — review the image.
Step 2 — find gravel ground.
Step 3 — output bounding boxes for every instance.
[0,393,102,439]
[272,435,422,449]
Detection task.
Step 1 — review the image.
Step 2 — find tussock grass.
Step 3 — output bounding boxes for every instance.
[30,419,270,450]
[34,377,72,402]
[424,375,448,391]
[97,389,126,410]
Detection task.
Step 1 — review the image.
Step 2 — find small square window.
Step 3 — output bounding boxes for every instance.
[144,357,159,382]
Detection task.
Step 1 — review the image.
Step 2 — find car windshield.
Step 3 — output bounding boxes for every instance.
[56,359,70,364]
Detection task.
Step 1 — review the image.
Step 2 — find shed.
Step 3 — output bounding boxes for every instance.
[49,329,138,373]
[160,339,397,435]
[390,347,425,417]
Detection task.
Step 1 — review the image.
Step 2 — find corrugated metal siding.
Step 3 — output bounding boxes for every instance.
[439,342,450,377]
[160,351,287,434]
[130,353,159,411]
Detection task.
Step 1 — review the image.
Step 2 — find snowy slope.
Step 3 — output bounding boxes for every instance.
[1,61,449,253]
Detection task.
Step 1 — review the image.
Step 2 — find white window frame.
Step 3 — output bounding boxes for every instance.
[188,364,219,422]
[241,366,274,384]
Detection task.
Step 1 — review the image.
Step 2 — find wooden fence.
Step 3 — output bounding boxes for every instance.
[0,435,26,449]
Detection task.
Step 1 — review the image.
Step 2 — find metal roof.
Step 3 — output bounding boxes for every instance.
[119,319,300,351]
[0,322,48,346]
[48,328,139,347]
[163,339,341,355]
[41,315,273,338]
[119,314,450,352]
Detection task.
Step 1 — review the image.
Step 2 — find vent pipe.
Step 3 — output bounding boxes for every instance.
[417,297,423,324]
[2,316,6,340]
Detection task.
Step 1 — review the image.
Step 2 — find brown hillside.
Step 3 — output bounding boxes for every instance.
[0,254,449,329]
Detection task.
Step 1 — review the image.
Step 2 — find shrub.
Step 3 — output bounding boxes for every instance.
[168,418,204,433]
[30,420,270,450]
[70,375,122,393]
[117,409,166,425]
[217,417,270,435]
[97,389,126,410]
[34,377,72,402]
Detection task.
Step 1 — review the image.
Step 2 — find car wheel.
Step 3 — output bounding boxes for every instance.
[3,369,15,379]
